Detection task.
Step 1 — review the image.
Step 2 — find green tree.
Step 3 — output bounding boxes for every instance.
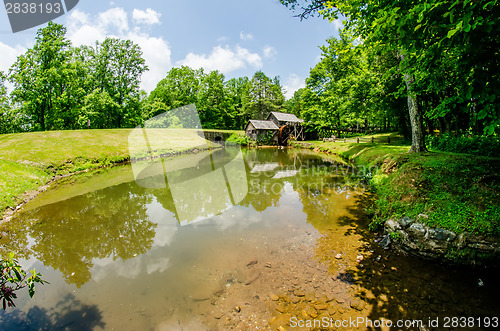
[0,71,17,134]
[242,71,285,120]
[281,0,500,149]
[197,70,228,128]
[9,22,75,131]
[81,38,148,128]
[148,66,203,117]
[225,76,250,129]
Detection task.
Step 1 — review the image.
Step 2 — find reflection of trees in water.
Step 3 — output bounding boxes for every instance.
[240,149,351,214]
[0,183,156,287]
[242,172,285,212]
[0,293,104,330]
[0,148,357,287]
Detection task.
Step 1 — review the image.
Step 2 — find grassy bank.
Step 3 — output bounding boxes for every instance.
[0,128,242,214]
[294,133,500,238]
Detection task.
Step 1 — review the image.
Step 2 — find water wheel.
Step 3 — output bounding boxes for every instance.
[278,125,292,145]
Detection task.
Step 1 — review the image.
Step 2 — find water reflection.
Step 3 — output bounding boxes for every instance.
[2,149,499,330]
[0,149,353,288]
[0,184,156,287]
[0,294,104,330]
[0,149,369,329]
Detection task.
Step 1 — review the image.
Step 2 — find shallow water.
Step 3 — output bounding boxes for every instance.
[0,148,498,330]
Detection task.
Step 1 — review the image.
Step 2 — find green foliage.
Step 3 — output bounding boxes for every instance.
[371,151,500,237]
[7,22,148,132]
[310,137,500,237]
[389,231,402,242]
[226,133,253,146]
[256,131,276,146]
[427,134,500,157]
[281,0,500,151]
[1,252,48,309]
[146,68,286,130]
[242,71,285,120]
[77,38,148,128]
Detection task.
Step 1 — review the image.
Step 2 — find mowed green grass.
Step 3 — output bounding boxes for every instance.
[0,129,133,166]
[0,128,242,214]
[0,159,51,211]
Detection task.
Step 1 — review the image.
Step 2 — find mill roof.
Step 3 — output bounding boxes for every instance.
[247,120,280,130]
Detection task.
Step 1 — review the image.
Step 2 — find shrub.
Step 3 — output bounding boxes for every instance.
[1,253,48,309]
[427,134,500,157]
[226,133,253,146]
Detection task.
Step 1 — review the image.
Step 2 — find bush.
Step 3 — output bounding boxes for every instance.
[427,134,500,157]
[1,253,48,309]
[226,133,253,146]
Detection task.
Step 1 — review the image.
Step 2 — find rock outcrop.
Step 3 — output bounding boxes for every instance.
[385,215,500,264]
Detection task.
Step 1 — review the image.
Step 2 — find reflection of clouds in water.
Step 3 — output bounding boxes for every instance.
[272,170,299,179]
[283,182,296,195]
[91,253,170,282]
[18,236,39,270]
[146,257,170,274]
[207,206,263,232]
[90,199,178,283]
[146,198,179,247]
[250,163,280,173]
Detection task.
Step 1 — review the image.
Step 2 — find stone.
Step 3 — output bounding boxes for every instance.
[314,303,329,310]
[270,293,280,301]
[408,222,427,240]
[428,228,457,242]
[457,232,469,248]
[305,306,318,318]
[246,259,258,267]
[244,271,261,285]
[398,216,414,228]
[379,234,391,249]
[294,290,305,297]
[350,300,365,311]
[385,219,401,232]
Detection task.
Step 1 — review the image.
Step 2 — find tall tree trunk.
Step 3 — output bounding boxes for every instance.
[400,54,427,152]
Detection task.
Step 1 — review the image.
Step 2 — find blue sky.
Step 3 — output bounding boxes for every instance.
[0,0,342,98]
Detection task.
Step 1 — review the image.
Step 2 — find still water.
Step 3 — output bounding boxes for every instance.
[0,148,499,330]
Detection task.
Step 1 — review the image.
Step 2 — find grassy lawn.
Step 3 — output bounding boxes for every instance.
[0,159,51,212]
[0,128,243,214]
[297,133,500,237]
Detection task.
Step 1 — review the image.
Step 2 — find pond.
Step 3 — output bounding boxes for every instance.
[1,148,499,330]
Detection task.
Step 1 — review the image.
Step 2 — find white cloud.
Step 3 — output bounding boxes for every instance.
[263,45,277,59]
[127,31,172,92]
[66,8,171,92]
[133,8,161,25]
[239,31,253,41]
[176,45,262,74]
[0,42,26,74]
[283,74,305,99]
[98,7,129,34]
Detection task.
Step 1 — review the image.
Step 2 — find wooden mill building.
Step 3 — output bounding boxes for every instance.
[245,120,280,142]
[245,111,305,144]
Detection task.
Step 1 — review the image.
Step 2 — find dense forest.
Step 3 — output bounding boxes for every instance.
[281,0,500,151]
[1,0,499,152]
